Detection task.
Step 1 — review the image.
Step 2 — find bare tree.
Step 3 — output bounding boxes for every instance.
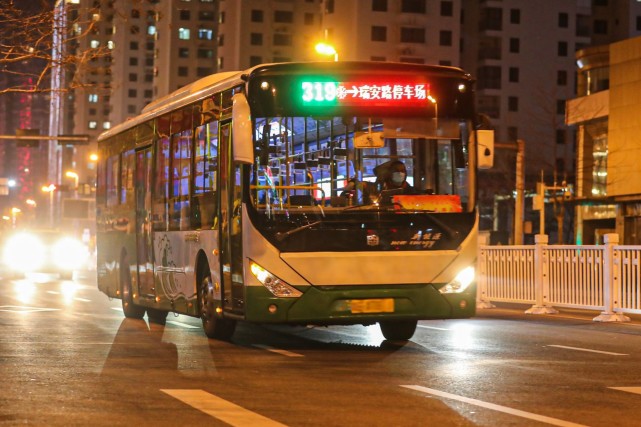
[0,0,108,95]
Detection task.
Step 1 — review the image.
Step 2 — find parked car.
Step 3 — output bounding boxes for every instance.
[1,229,89,279]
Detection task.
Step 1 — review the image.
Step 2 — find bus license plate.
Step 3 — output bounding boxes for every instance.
[350,298,394,314]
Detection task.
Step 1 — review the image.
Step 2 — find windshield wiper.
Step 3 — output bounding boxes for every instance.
[274,220,323,242]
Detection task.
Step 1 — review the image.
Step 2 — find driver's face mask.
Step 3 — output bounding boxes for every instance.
[391,172,406,185]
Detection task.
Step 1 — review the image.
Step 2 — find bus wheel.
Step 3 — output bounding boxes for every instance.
[200,274,236,340]
[379,320,417,341]
[120,258,145,319]
[147,308,168,325]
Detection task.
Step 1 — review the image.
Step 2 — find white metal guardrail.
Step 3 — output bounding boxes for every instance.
[477,233,641,321]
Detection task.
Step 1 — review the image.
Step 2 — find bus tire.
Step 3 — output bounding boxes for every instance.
[379,320,417,341]
[120,256,145,319]
[147,308,168,325]
[199,274,236,340]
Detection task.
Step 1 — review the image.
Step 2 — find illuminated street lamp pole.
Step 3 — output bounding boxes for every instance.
[65,171,79,198]
[315,42,338,61]
[42,184,56,228]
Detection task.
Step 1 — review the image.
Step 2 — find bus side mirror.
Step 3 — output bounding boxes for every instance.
[477,129,494,169]
[232,93,254,164]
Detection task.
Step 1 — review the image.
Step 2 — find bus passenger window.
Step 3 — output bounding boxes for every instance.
[106,154,119,207]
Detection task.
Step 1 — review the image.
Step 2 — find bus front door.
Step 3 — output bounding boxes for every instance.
[135,146,155,298]
[219,122,245,315]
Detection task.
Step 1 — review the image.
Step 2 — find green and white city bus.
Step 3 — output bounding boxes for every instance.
[95,61,494,341]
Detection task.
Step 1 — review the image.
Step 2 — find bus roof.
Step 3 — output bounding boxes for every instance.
[97,61,471,143]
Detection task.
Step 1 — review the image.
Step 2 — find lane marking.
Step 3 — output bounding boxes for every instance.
[253,344,304,358]
[0,305,59,313]
[609,387,641,395]
[161,389,287,427]
[546,345,628,356]
[110,307,123,312]
[166,320,200,329]
[417,325,450,331]
[47,291,59,295]
[402,385,589,427]
[74,297,91,302]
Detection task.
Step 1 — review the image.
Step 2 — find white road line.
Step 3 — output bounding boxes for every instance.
[609,387,641,395]
[161,389,287,427]
[417,324,450,331]
[253,344,304,357]
[546,345,628,356]
[166,320,200,329]
[74,297,91,302]
[110,307,123,312]
[47,291,59,295]
[401,385,589,427]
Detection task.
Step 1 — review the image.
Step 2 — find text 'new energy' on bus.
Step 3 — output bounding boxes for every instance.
[96,61,494,341]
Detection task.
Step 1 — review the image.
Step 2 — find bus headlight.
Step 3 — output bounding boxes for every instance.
[249,261,302,298]
[439,266,475,294]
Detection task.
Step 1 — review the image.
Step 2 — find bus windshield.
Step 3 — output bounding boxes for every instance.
[248,115,476,251]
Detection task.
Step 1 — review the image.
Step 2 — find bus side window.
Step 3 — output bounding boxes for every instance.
[193,120,218,229]
[106,154,119,207]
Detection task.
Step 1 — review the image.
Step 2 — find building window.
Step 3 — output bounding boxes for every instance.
[372,0,387,12]
[127,105,136,114]
[636,16,641,31]
[145,57,153,66]
[179,9,190,20]
[90,40,100,48]
[304,13,314,25]
[178,28,190,40]
[594,20,608,34]
[480,7,502,31]
[179,47,189,58]
[197,67,213,77]
[145,74,153,82]
[401,0,426,14]
[218,34,224,46]
[131,9,140,19]
[509,38,520,53]
[128,89,137,98]
[508,126,518,141]
[250,33,263,45]
[89,108,96,116]
[509,67,519,82]
[250,55,262,66]
[508,96,519,112]
[89,121,97,129]
[198,28,214,40]
[439,30,452,46]
[128,73,138,82]
[199,11,215,21]
[129,57,138,66]
[557,99,566,115]
[130,41,138,50]
[273,33,292,46]
[147,25,156,36]
[557,70,567,86]
[326,0,334,14]
[274,10,294,23]
[217,57,224,69]
[477,66,502,90]
[440,1,453,16]
[103,121,111,130]
[400,27,425,43]
[178,67,188,77]
[510,8,520,24]
[219,12,225,24]
[371,26,387,42]
[198,49,214,58]
[558,41,568,56]
[251,9,263,22]
[558,12,569,28]
[556,129,566,144]
[88,94,98,103]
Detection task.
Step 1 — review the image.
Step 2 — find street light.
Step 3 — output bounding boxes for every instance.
[315,42,338,61]
[42,184,56,228]
[65,171,79,197]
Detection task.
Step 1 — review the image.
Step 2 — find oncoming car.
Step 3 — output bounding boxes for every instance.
[1,229,89,280]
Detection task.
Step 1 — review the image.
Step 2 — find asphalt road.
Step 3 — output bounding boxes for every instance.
[1,271,641,426]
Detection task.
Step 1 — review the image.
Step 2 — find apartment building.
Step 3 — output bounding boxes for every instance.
[218,0,322,71]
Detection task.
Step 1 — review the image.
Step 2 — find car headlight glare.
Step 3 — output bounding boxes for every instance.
[249,261,302,298]
[53,237,88,270]
[3,233,45,272]
[439,266,475,294]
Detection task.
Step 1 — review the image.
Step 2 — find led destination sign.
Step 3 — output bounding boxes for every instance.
[301,81,430,106]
